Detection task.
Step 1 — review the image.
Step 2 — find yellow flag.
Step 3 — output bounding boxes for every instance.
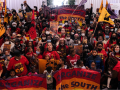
[105,0,108,9]
[0,24,5,37]
[99,0,103,13]
[98,7,114,25]
[4,0,8,23]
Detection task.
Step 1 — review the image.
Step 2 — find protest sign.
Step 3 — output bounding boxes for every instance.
[18,12,23,19]
[0,75,47,90]
[26,12,32,21]
[54,68,101,90]
[3,44,11,52]
[50,21,58,34]
[39,59,59,74]
[74,45,83,55]
[57,8,86,26]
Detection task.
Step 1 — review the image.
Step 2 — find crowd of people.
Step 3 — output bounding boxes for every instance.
[0,1,120,90]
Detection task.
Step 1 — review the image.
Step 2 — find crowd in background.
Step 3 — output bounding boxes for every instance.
[0,1,120,90]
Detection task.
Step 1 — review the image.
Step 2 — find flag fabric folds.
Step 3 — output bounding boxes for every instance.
[105,0,108,9]
[98,7,114,25]
[28,10,37,39]
[4,0,8,23]
[78,0,87,7]
[107,4,118,19]
[99,0,103,13]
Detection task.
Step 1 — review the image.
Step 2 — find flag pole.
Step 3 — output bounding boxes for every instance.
[71,5,79,17]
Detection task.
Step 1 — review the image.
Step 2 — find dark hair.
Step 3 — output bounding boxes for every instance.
[110,32,117,44]
[96,34,104,41]
[10,69,16,74]
[91,61,96,65]
[15,39,20,43]
[60,58,66,64]
[76,60,83,66]
[14,50,21,57]
[108,57,118,67]
[27,47,33,53]
[46,66,52,72]
[31,66,36,70]
[97,41,103,46]
[92,49,97,52]
[70,49,75,55]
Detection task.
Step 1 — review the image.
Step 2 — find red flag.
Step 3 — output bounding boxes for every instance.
[29,10,37,39]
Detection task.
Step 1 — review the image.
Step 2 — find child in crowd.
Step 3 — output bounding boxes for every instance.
[28,66,38,76]
[2,50,12,60]
[45,53,50,61]
[74,60,86,69]
[43,66,54,90]
[8,70,18,79]
[56,58,69,70]
[90,61,102,73]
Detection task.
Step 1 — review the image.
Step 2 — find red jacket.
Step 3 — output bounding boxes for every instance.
[66,54,80,67]
[98,49,107,66]
[7,55,29,77]
[63,26,72,33]
[43,51,60,60]
[111,52,120,61]
[56,45,69,54]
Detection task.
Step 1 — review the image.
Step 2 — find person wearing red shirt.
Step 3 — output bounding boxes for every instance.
[56,38,69,58]
[105,33,117,52]
[6,50,29,77]
[66,49,80,67]
[108,57,120,89]
[0,64,3,77]
[43,42,60,60]
[96,42,107,66]
[110,44,120,61]
[63,21,72,33]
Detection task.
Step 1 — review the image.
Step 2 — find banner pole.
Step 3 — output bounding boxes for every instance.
[71,5,79,17]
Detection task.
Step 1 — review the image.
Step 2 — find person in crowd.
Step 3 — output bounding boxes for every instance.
[105,32,117,52]
[43,66,54,90]
[3,50,29,78]
[1,37,14,52]
[56,58,69,70]
[82,36,93,64]
[66,49,80,67]
[28,66,37,76]
[65,33,74,46]
[11,39,25,55]
[109,44,120,61]
[97,42,107,66]
[43,42,60,60]
[56,38,69,58]
[86,49,104,72]
[45,53,50,61]
[108,57,120,89]
[74,60,86,69]
[7,69,18,79]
